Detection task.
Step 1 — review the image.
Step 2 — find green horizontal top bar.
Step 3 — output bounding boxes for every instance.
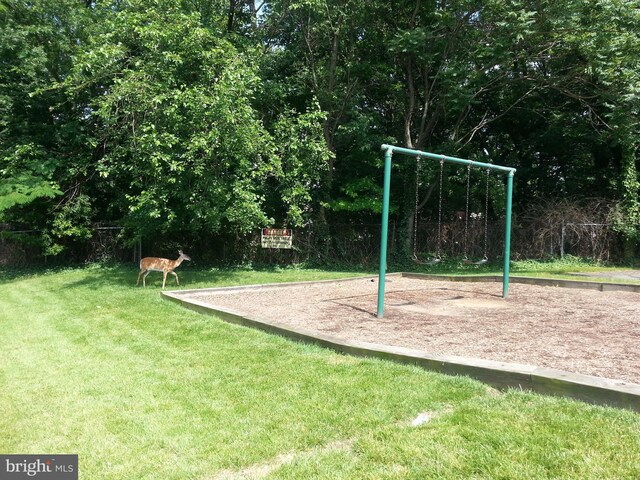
[381,144,516,175]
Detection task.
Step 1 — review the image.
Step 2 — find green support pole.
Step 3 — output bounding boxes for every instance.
[377,148,393,318]
[503,171,514,298]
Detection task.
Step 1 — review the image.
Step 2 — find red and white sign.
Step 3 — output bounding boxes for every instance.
[261,228,293,249]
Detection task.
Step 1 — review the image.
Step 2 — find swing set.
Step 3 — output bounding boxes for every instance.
[377,144,516,318]
[412,157,492,265]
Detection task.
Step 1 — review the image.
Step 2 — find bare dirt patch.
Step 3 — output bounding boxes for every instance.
[184,276,640,385]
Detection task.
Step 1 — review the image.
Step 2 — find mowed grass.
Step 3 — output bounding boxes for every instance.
[1,265,639,479]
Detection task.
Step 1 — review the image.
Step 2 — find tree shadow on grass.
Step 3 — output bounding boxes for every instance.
[54,264,247,290]
[0,264,95,286]
[2,262,374,291]
[0,263,203,289]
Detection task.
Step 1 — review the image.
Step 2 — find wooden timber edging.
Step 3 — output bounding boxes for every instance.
[400,272,640,293]
[162,276,640,412]
[168,273,394,296]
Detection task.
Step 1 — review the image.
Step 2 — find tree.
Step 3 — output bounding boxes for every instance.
[262,0,385,240]
[60,1,280,242]
[2,0,637,262]
[0,0,94,254]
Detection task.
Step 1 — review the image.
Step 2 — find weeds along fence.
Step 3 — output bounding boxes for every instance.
[1,220,624,268]
[0,226,136,266]
[192,223,390,266]
[0,223,389,267]
[514,198,621,262]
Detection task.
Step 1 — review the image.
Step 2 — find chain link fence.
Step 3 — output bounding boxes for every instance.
[0,226,135,266]
[0,205,627,267]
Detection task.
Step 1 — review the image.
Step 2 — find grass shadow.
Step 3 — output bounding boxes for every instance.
[55,264,248,290]
[40,263,369,291]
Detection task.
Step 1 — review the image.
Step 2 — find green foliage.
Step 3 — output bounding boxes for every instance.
[43,193,94,255]
[542,0,640,245]
[0,144,61,215]
[1,0,639,260]
[0,0,85,222]
[63,1,278,238]
[326,178,383,213]
[272,105,330,226]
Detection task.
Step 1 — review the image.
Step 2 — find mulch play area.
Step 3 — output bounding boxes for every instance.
[179,275,640,385]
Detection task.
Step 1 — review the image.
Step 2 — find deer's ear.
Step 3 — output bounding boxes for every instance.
[178,249,183,255]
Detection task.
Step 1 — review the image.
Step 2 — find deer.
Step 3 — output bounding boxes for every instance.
[136,250,192,289]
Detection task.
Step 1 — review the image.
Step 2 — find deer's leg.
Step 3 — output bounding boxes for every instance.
[136,269,145,286]
[162,271,168,289]
[170,271,179,285]
[143,270,151,287]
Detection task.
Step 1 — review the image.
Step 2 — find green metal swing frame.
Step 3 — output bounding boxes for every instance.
[377,144,516,318]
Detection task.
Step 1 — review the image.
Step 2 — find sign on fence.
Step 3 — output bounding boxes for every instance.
[261,228,293,249]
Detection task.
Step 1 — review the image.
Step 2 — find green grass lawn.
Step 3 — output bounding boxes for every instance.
[1,264,639,479]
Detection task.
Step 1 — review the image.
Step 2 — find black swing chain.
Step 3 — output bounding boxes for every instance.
[413,155,421,259]
[483,167,490,259]
[464,164,471,259]
[464,164,490,262]
[413,155,444,261]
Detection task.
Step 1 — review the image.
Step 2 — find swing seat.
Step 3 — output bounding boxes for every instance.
[464,256,488,266]
[413,254,441,266]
